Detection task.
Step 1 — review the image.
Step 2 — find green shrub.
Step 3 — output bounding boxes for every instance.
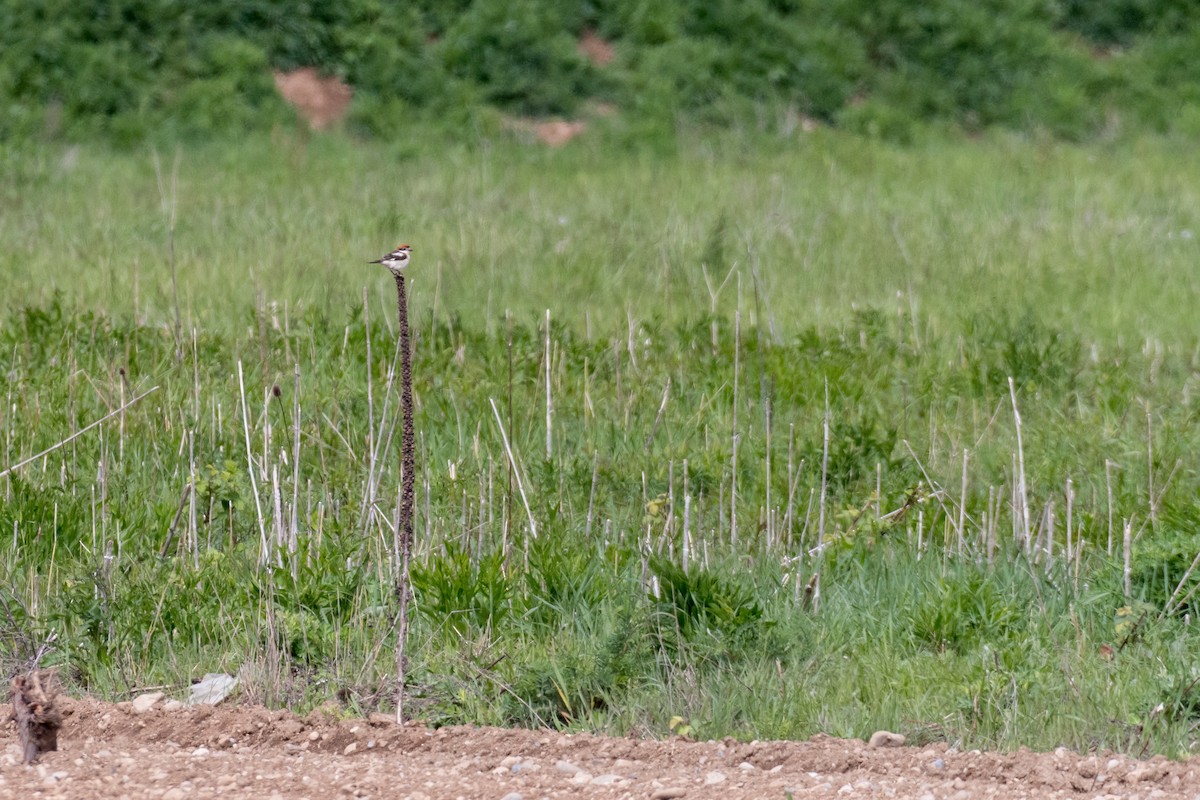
[961,311,1083,395]
[2,0,1200,142]
[833,0,1084,131]
[1128,505,1200,615]
[650,556,773,660]
[523,535,620,627]
[1055,0,1198,46]
[504,608,653,726]
[438,0,597,115]
[166,36,288,135]
[910,571,1021,652]
[411,542,512,637]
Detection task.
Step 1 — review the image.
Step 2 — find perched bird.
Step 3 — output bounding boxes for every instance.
[369,244,413,274]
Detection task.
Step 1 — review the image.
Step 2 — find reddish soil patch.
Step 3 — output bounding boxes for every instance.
[4,696,1200,798]
[534,120,588,147]
[578,30,616,67]
[273,68,353,131]
[503,117,589,147]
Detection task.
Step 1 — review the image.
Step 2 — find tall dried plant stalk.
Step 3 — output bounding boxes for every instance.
[393,271,416,724]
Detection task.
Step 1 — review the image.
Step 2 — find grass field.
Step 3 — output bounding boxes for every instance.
[4,128,1200,755]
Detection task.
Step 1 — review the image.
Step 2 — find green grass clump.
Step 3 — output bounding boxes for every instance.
[4,132,1200,756]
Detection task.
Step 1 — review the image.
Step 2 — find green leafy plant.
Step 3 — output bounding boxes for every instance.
[650,556,773,661]
[411,543,512,637]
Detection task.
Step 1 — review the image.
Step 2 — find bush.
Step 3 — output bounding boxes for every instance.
[1128,502,1200,615]
[411,543,513,637]
[2,0,1200,143]
[438,0,597,115]
[1055,0,1199,46]
[504,612,652,726]
[833,0,1085,131]
[650,556,772,660]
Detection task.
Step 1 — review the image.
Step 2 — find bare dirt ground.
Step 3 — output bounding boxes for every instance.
[3,696,1200,799]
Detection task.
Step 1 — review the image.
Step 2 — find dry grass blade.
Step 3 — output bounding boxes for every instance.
[0,386,159,482]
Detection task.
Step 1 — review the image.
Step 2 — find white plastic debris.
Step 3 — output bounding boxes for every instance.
[186,673,239,707]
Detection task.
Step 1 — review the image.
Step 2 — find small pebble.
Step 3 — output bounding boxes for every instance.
[650,789,687,800]
[705,771,727,785]
[869,731,906,748]
[131,692,164,714]
[590,774,624,786]
[930,759,945,770]
[499,794,523,800]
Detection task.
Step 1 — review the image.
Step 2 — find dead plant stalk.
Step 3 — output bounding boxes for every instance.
[392,271,416,724]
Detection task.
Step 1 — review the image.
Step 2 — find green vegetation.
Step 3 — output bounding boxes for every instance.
[4,130,1200,755]
[3,0,1200,143]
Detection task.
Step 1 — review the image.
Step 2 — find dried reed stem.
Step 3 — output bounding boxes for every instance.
[490,398,537,539]
[236,363,269,564]
[394,486,411,724]
[545,309,552,461]
[731,302,740,547]
[1147,407,1156,529]
[1009,377,1031,550]
[1123,518,1132,599]
[393,272,416,724]
[0,386,159,482]
[815,379,830,613]
[1105,459,1115,556]
[363,288,376,520]
[957,449,968,556]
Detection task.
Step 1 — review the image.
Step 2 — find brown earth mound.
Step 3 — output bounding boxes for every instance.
[502,117,589,147]
[273,68,352,130]
[3,695,1200,798]
[578,30,616,67]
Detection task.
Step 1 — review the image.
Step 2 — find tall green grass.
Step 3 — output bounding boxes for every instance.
[5,131,1200,342]
[4,130,1200,755]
